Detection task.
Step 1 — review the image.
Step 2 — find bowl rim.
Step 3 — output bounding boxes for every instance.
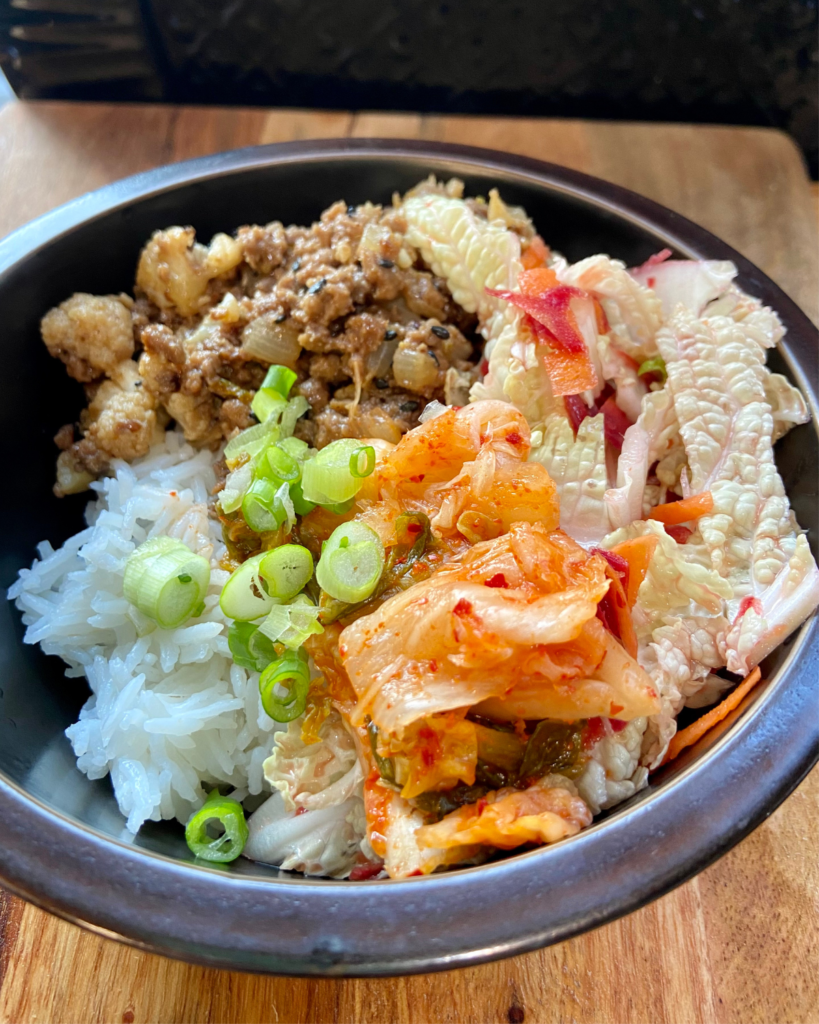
[0,137,816,977]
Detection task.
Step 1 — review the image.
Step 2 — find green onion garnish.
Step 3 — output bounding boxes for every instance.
[258,593,323,648]
[315,521,385,604]
[259,649,311,722]
[241,478,288,534]
[289,479,317,516]
[637,355,667,382]
[219,551,278,621]
[251,366,298,424]
[264,444,301,483]
[301,438,375,506]
[123,536,210,630]
[259,543,314,601]
[349,445,376,479]
[227,620,278,673]
[184,790,248,863]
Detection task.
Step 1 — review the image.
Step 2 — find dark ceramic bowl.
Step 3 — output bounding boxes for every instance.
[0,139,816,976]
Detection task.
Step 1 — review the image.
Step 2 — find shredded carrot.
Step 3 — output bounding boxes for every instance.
[520,235,551,270]
[609,535,659,608]
[648,491,714,527]
[540,344,599,396]
[661,667,763,766]
[518,266,559,292]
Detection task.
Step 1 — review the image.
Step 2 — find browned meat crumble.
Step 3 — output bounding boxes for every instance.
[42,196,481,495]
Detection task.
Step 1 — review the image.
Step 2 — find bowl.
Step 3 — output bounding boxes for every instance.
[0,139,816,976]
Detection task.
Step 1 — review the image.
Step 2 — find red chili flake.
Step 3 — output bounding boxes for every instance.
[406,522,423,534]
[591,547,629,581]
[421,747,435,767]
[295,806,308,816]
[349,861,384,881]
[429,659,438,672]
[665,524,692,544]
[647,277,656,288]
[609,703,625,717]
[484,573,509,589]
[409,474,425,483]
[609,718,628,732]
[407,870,423,877]
[735,595,763,620]
[505,432,523,446]
[476,799,488,815]
[169,490,178,497]
[480,358,489,375]
[452,598,473,617]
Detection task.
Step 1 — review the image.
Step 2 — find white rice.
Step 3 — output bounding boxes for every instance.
[8,431,280,833]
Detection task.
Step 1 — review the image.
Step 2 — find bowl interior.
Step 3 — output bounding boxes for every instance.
[0,153,816,879]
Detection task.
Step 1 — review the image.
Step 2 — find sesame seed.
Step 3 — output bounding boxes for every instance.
[378,258,395,269]
[384,329,398,340]
[374,378,389,389]
[307,278,326,295]
[431,325,450,339]
[400,400,420,412]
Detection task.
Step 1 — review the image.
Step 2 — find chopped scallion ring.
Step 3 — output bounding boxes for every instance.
[258,594,323,648]
[261,365,298,399]
[301,438,373,506]
[259,649,311,722]
[242,478,286,533]
[185,790,248,863]
[637,355,667,381]
[316,521,385,604]
[349,445,376,479]
[264,445,301,483]
[123,537,211,630]
[219,552,279,621]
[259,544,314,601]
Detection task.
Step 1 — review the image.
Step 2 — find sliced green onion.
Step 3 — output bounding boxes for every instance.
[219,552,279,621]
[258,593,323,648]
[264,445,301,483]
[259,544,314,600]
[278,436,310,461]
[123,537,210,630]
[261,364,297,399]
[281,394,309,437]
[228,620,278,673]
[185,790,248,863]
[259,649,311,722]
[251,388,287,425]
[349,445,376,479]
[301,438,372,505]
[289,479,317,516]
[224,418,281,467]
[316,521,385,604]
[242,478,287,533]
[637,355,667,382]
[323,497,355,515]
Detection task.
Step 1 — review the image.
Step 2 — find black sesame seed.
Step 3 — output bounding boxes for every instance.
[374,377,389,390]
[384,329,398,340]
[427,348,440,366]
[378,258,395,269]
[307,278,326,295]
[291,259,301,272]
[400,400,420,412]
[275,312,287,323]
[347,203,356,215]
[431,325,450,339]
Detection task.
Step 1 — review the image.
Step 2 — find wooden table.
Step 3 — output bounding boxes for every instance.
[0,101,816,1024]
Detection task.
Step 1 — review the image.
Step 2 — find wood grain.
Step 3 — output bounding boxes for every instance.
[0,101,817,1024]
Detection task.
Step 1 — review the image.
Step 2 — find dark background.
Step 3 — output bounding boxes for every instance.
[1,0,817,177]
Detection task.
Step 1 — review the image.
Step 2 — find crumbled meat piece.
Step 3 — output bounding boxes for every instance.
[237,222,289,275]
[53,423,75,450]
[219,397,254,433]
[41,293,134,382]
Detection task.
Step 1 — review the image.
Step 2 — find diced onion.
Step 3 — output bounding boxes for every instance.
[123,536,210,630]
[259,544,314,600]
[241,313,302,368]
[185,791,248,863]
[259,649,311,722]
[419,400,449,423]
[219,552,279,621]
[316,521,385,604]
[393,346,439,391]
